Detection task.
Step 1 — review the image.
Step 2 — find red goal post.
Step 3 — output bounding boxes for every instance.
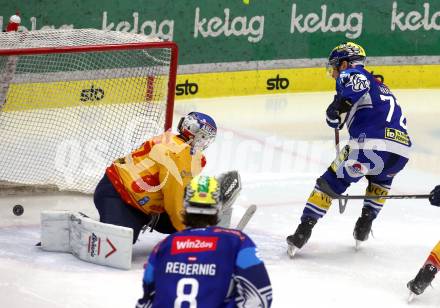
[0,29,178,195]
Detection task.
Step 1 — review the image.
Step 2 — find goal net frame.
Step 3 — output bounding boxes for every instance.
[0,30,178,196]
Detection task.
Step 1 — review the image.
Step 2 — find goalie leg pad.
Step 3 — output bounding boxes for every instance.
[70,213,133,270]
[41,211,133,270]
[41,210,72,252]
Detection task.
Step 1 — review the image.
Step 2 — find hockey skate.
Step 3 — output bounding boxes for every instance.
[286,217,317,258]
[353,207,375,250]
[407,263,438,302]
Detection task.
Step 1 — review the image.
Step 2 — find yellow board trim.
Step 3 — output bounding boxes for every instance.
[4,76,164,112]
[175,64,440,100]
[3,65,440,110]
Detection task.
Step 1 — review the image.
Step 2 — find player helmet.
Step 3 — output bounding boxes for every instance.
[177,112,217,151]
[327,42,366,75]
[184,176,220,215]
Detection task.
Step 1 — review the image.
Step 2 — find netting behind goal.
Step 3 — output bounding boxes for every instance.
[0,29,177,194]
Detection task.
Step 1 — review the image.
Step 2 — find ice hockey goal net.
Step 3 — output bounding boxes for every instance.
[0,29,178,194]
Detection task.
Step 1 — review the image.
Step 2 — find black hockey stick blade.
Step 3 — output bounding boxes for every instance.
[317,177,432,200]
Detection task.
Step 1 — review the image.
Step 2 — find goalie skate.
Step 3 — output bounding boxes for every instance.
[406,263,438,302]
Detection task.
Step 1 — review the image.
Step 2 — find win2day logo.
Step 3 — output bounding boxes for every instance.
[267,74,290,90]
[176,80,199,96]
[80,85,105,102]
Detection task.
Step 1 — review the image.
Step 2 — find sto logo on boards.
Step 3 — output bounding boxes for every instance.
[176,80,199,96]
[267,74,290,90]
[80,85,105,102]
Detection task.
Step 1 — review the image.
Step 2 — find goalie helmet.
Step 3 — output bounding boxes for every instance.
[177,112,217,151]
[184,176,220,215]
[327,42,366,71]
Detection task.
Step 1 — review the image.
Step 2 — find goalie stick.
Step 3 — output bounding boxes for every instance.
[235,204,257,231]
[316,177,432,204]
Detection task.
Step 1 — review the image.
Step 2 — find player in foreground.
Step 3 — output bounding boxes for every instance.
[94,111,217,244]
[287,42,411,256]
[407,186,440,302]
[136,175,272,308]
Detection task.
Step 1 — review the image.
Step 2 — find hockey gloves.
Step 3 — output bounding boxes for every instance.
[218,170,242,211]
[429,185,440,206]
[326,94,353,129]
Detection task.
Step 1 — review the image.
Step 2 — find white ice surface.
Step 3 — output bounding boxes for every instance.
[1,90,440,307]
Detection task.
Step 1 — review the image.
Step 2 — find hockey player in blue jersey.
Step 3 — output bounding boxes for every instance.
[287,42,411,256]
[136,175,272,307]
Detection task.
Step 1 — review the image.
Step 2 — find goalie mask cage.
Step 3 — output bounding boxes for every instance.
[0,29,178,194]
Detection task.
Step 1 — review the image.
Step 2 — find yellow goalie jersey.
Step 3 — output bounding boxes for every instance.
[106,131,206,231]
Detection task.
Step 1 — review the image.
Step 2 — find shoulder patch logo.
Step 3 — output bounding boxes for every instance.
[346,74,370,92]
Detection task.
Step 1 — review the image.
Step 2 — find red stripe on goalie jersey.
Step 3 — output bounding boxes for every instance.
[106,166,136,207]
[106,132,206,231]
[427,241,440,268]
[106,139,158,207]
[131,173,160,193]
[131,141,153,158]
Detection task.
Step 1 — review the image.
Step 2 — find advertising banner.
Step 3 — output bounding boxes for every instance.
[2,1,440,97]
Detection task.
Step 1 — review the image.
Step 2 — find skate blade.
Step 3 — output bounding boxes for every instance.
[355,240,362,251]
[287,245,299,259]
[407,291,416,303]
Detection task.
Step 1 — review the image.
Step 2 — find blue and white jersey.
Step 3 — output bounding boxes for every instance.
[336,66,411,158]
[137,226,272,308]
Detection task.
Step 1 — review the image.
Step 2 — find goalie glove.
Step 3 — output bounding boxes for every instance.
[218,170,242,211]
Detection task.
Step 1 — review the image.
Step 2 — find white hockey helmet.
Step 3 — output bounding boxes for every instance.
[177,112,217,151]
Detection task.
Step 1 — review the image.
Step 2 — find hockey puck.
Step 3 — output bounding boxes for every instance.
[13,204,24,216]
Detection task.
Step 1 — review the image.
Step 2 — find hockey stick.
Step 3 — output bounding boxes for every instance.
[235,204,257,230]
[334,129,347,214]
[317,177,432,201]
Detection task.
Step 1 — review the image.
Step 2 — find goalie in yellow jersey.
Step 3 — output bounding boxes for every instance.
[40,112,242,269]
[93,112,225,243]
[407,186,440,301]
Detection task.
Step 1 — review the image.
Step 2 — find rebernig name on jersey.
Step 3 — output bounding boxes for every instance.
[165,262,216,276]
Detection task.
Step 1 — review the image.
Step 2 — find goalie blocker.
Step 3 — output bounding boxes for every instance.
[217,170,242,228]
